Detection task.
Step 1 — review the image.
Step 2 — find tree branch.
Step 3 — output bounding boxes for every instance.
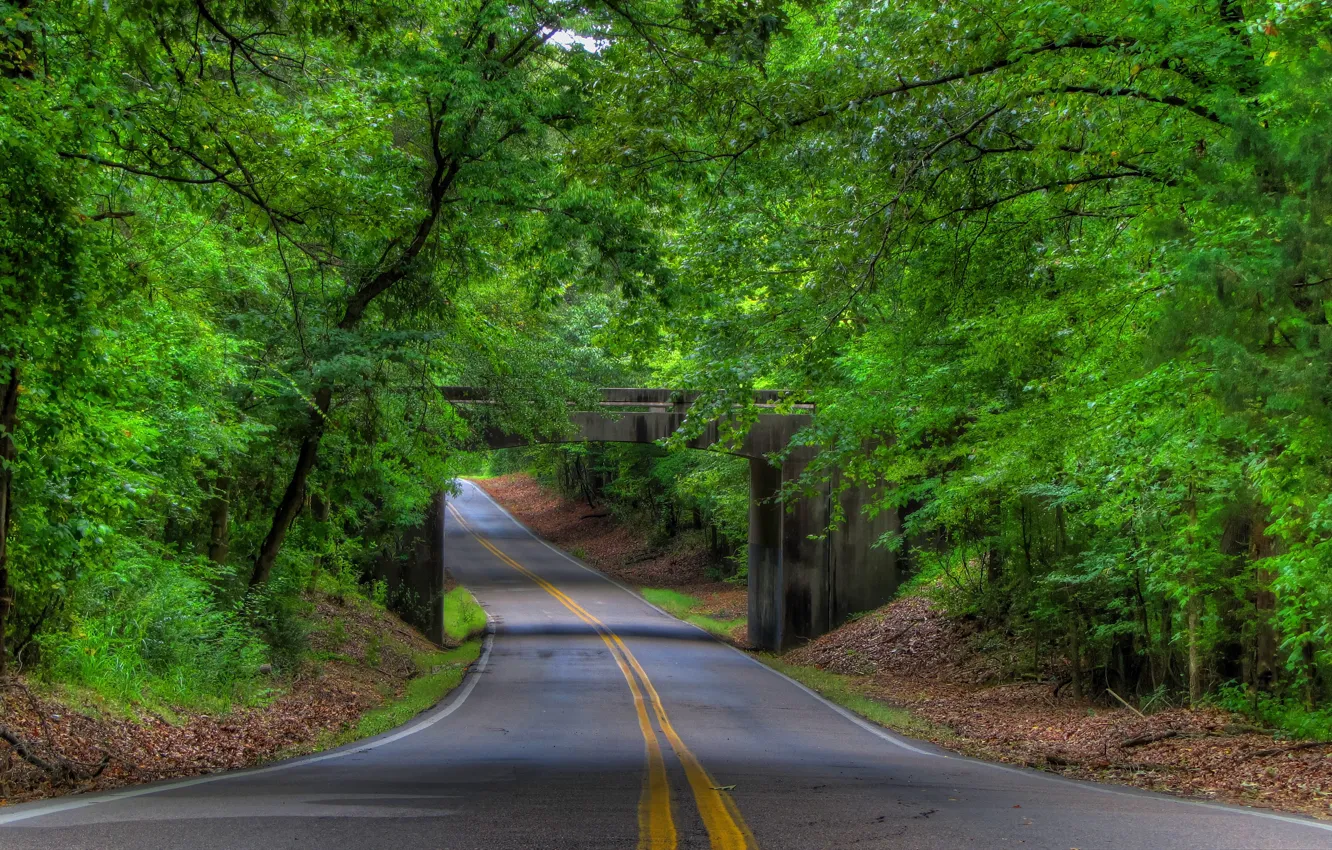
[785,36,1138,130]
[57,152,228,185]
[1048,85,1224,126]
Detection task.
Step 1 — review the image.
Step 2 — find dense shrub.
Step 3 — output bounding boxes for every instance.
[38,542,267,711]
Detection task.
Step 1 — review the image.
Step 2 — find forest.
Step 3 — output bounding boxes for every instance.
[3,0,1332,738]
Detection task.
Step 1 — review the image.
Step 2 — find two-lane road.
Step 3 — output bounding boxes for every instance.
[2,480,1330,849]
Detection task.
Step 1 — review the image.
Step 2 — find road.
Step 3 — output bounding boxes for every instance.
[2,479,1330,849]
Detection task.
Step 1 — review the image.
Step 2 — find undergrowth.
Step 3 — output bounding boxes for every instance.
[36,544,274,716]
[30,544,485,725]
[1216,683,1332,741]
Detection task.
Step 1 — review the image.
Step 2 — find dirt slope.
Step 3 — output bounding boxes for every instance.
[791,594,1332,818]
[1,593,452,806]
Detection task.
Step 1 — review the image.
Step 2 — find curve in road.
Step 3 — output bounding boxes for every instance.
[1,479,1330,850]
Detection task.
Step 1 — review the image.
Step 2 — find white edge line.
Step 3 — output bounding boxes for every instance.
[0,619,495,827]
[460,479,1332,834]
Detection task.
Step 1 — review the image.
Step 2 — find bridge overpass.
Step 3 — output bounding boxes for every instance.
[390,389,903,652]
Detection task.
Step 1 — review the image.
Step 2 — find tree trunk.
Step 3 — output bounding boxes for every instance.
[308,491,332,592]
[1303,636,1319,709]
[1188,595,1202,707]
[1160,598,1176,685]
[1184,481,1203,706]
[0,363,20,675]
[1056,503,1081,699]
[1068,621,1083,700]
[207,475,232,565]
[1134,568,1157,689]
[247,92,465,588]
[985,497,1004,588]
[1251,512,1278,691]
[250,387,331,587]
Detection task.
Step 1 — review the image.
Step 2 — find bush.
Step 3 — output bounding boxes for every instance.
[245,566,311,674]
[1216,683,1332,741]
[39,541,268,712]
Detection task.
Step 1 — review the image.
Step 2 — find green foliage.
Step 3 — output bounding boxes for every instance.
[532,443,750,575]
[449,448,535,480]
[580,0,1332,723]
[0,0,668,708]
[7,0,1332,739]
[37,542,268,713]
[1216,683,1332,742]
[246,568,313,672]
[370,579,388,609]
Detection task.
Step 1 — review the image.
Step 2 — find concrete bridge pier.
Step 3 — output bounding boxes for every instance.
[748,454,902,652]
[370,491,447,645]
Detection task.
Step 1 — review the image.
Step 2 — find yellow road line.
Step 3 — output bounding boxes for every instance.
[447,504,757,850]
[613,636,758,850]
[448,506,675,850]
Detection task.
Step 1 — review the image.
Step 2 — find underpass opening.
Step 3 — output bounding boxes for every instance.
[394,389,904,651]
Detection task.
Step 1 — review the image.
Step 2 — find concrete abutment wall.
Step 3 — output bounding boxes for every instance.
[370,491,446,645]
[747,454,902,651]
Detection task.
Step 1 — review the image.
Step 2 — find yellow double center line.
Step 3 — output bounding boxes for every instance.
[448,504,757,850]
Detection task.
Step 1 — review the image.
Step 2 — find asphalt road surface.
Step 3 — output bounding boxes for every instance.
[3,479,1331,849]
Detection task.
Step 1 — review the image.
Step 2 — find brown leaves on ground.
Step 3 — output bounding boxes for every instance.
[792,594,1332,819]
[0,593,442,807]
[789,596,985,681]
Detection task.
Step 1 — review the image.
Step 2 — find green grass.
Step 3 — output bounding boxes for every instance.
[318,640,483,750]
[640,587,698,614]
[442,586,487,641]
[757,654,953,742]
[641,587,745,640]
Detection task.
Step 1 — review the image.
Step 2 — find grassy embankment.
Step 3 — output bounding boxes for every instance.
[315,586,487,748]
[0,582,492,805]
[640,588,744,640]
[756,654,951,742]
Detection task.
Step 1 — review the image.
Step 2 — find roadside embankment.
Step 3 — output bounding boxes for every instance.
[0,588,485,806]
[479,472,1332,820]
[775,594,1332,819]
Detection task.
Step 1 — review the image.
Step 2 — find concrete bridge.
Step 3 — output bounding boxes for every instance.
[388,389,903,651]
